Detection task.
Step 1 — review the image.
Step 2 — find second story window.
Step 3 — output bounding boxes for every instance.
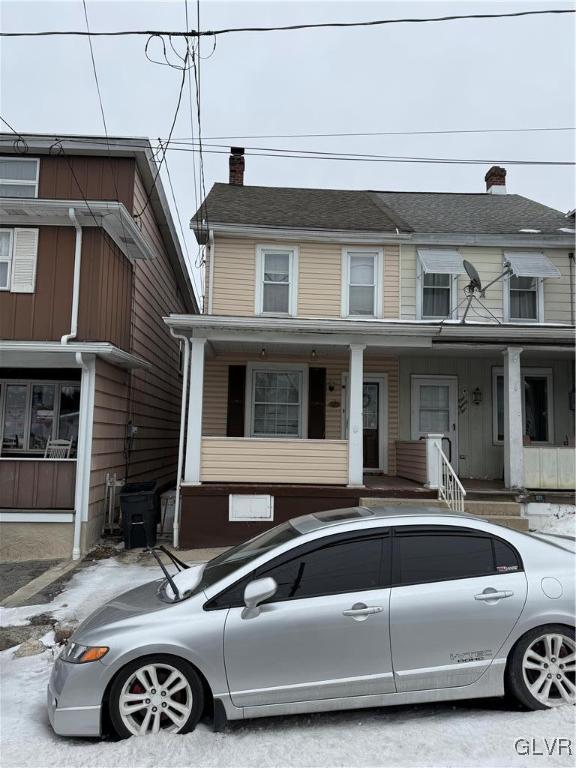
[0,228,39,293]
[416,249,464,320]
[509,276,539,320]
[422,273,451,317]
[503,252,560,323]
[342,248,383,318]
[0,230,13,289]
[0,157,39,198]
[256,246,298,316]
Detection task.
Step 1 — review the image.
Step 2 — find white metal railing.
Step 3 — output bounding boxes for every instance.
[435,443,466,513]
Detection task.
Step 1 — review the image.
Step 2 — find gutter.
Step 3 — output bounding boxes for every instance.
[169,329,190,549]
[61,207,82,344]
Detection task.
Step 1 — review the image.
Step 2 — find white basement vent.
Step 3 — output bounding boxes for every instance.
[229,495,274,522]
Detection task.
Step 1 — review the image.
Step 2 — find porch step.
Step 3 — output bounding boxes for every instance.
[463,500,523,517]
[481,515,529,532]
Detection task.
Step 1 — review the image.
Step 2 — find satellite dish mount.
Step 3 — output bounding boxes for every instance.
[456,259,513,324]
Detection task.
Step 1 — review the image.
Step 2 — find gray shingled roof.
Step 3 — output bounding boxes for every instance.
[192,182,571,241]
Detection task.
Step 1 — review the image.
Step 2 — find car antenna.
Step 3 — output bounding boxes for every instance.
[148,548,180,601]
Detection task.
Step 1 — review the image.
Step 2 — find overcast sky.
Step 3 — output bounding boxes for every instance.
[2,0,574,300]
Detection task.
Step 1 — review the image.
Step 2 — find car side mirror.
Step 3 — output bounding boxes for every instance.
[241,577,277,619]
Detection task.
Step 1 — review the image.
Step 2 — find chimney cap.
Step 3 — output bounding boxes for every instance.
[485,165,507,193]
[230,146,245,156]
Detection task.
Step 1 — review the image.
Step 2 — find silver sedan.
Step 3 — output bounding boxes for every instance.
[47,507,575,738]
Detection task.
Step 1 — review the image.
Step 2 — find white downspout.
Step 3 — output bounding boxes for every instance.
[72,352,94,559]
[207,229,214,314]
[61,207,82,344]
[170,329,190,549]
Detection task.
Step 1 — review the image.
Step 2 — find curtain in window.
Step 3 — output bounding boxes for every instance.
[349,255,375,315]
[509,276,537,319]
[423,273,451,317]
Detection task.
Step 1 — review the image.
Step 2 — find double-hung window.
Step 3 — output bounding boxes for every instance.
[250,367,305,438]
[0,157,39,198]
[416,249,465,320]
[492,368,553,444]
[503,252,560,323]
[256,246,298,316]
[508,276,539,320]
[342,249,382,317]
[0,227,39,292]
[0,230,13,290]
[0,380,81,456]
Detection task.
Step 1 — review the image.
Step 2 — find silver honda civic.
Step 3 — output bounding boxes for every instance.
[47,507,575,739]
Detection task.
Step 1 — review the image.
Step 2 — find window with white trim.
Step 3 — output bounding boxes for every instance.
[250,368,304,438]
[503,251,560,323]
[0,380,81,456]
[342,249,382,317]
[508,276,540,321]
[492,368,553,444]
[422,273,452,318]
[0,230,13,290]
[416,249,464,320]
[256,246,298,316]
[0,157,39,198]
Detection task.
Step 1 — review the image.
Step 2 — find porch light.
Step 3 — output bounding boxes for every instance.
[310,349,318,361]
[260,347,267,359]
[472,387,482,405]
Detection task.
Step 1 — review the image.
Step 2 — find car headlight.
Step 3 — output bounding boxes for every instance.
[60,642,109,664]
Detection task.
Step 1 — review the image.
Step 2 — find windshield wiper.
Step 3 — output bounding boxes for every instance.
[157,544,190,571]
[148,548,180,601]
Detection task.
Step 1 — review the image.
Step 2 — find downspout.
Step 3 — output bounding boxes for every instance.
[72,352,95,560]
[207,229,214,314]
[61,207,82,344]
[569,252,575,326]
[170,329,190,549]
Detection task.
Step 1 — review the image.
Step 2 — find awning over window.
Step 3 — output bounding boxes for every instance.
[417,249,466,274]
[504,252,561,278]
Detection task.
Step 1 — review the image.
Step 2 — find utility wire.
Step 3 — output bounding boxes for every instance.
[0,9,573,37]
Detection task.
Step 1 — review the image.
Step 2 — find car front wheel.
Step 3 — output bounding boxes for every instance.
[507,625,575,710]
[109,655,204,737]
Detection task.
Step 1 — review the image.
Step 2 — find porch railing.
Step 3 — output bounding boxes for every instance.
[435,443,466,513]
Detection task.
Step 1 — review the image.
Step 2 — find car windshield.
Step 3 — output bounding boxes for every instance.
[183,520,302,598]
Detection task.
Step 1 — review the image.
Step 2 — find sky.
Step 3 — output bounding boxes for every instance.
[1,0,575,301]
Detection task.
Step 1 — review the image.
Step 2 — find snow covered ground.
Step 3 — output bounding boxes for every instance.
[1,516,574,768]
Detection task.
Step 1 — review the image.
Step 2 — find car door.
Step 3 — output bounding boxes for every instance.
[222,531,394,708]
[390,525,527,692]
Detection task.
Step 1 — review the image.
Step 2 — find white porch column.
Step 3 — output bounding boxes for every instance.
[347,343,365,486]
[424,433,444,489]
[184,338,206,484]
[503,346,524,489]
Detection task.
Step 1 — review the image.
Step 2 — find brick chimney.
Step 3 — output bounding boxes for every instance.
[485,165,507,194]
[229,147,245,186]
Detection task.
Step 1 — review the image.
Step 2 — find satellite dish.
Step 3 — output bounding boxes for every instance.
[463,260,482,291]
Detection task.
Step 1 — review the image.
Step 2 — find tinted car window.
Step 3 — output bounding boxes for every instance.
[397,532,494,585]
[493,538,521,573]
[263,537,383,601]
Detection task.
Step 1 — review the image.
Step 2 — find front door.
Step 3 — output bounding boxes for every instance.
[223,533,394,707]
[411,376,458,470]
[390,525,528,692]
[343,374,388,471]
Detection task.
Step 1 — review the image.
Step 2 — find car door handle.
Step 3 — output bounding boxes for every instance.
[474,589,514,601]
[343,604,384,617]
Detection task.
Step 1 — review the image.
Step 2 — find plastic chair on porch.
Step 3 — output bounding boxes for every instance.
[44,439,73,459]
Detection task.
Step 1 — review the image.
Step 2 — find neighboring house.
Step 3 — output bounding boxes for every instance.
[165,149,575,548]
[0,134,197,560]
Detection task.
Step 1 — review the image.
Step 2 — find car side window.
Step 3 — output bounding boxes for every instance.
[395,530,495,586]
[205,531,390,610]
[493,538,521,573]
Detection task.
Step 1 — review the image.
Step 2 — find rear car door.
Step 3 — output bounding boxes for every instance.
[390,525,527,692]
[220,531,394,707]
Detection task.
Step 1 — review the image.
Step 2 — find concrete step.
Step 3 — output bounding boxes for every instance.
[482,515,529,532]
[463,500,523,517]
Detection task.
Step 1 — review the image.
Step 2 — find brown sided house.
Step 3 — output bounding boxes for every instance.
[0,134,198,560]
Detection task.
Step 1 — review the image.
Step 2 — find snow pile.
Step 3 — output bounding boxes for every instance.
[537,508,575,537]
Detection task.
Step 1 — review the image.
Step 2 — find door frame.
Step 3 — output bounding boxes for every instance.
[342,373,388,473]
[410,375,458,471]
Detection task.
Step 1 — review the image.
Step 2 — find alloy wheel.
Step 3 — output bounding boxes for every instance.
[118,662,193,735]
[522,633,575,707]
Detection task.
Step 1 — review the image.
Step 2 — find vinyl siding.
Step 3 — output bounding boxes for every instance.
[211,236,401,319]
[202,352,399,475]
[0,460,76,509]
[200,437,348,484]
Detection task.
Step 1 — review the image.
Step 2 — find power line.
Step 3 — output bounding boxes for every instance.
[0,9,573,38]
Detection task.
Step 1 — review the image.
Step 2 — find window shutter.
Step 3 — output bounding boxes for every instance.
[226,365,246,437]
[11,228,39,293]
[308,367,326,439]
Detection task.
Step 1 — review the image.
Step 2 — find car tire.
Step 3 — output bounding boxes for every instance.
[109,654,205,738]
[506,625,575,710]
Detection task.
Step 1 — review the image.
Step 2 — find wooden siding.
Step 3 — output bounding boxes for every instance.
[211,236,401,319]
[400,244,573,324]
[395,441,428,483]
[0,460,75,508]
[524,447,576,489]
[0,226,74,340]
[38,155,135,210]
[202,352,400,475]
[77,229,133,349]
[200,437,348,484]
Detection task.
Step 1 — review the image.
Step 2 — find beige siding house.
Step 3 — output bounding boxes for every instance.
[0,134,197,560]
[165,152,575,549]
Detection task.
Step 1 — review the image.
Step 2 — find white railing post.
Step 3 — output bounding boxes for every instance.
[424,433,443,489]
[184,338,206,484]
[434,441,466,513]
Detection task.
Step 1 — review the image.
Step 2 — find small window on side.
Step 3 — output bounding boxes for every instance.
[493,538,521,573]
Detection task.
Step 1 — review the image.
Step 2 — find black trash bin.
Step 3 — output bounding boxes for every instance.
[120,481,159,549]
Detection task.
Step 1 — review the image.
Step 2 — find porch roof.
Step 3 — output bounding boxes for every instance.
[0,341,151,369]
[164,314,575,350]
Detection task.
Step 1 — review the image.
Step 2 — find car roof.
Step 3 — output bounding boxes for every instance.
[290,505,480,535]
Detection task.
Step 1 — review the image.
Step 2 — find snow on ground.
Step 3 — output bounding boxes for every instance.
[536,509,576,537]
[1,543,575,768]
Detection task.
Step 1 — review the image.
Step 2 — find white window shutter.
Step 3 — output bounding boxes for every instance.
[11,228,38,293]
